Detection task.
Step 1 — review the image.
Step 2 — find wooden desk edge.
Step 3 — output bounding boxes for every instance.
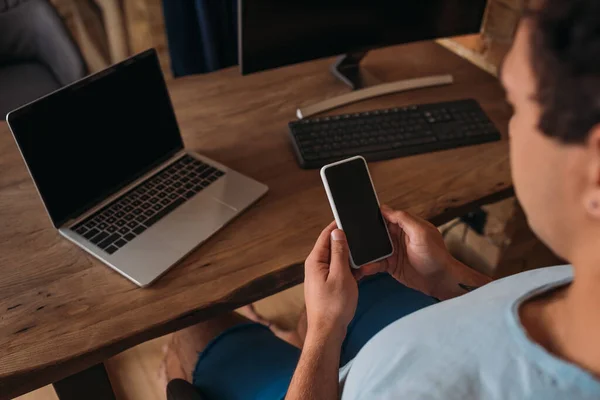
[0,186,513,400]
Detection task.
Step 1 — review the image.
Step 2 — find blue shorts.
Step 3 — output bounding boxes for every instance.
[192,274,438,399]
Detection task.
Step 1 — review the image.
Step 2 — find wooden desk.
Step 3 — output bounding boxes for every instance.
[0,41,512,399]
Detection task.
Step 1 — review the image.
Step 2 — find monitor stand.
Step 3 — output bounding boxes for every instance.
[296,51,454,119]
[331,52,380,90]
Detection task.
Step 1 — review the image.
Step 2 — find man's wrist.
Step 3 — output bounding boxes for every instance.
[428,256,462,299]
[305,321,346,347]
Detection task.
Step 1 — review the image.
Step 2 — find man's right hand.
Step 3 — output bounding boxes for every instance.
[355,206,458,298]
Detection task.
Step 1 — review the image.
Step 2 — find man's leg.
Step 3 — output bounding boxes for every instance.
[246,274,438,366]
[159,312,300,400]
[159,312,252,386]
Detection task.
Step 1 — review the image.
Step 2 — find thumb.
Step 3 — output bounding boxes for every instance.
[329,229,350,276]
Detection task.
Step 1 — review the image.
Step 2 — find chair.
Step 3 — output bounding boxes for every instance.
[0,0,86,117]
[167,379,205,400]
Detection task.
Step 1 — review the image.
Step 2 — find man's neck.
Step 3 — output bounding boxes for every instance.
[521,261,600,378]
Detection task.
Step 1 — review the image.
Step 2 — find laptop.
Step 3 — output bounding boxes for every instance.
[6,49,268,287]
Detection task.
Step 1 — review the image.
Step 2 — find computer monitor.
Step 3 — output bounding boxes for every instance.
[239,1,488,89]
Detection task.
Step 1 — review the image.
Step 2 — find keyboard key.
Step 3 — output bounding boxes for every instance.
[184,191,196,199]
[157,192,167,198]
[127,221,138,229]
[144,210,154,217]
[173,182,182,188]
[107,226,117,233]
[104,209,115,217]
[181,177,190,183]
[124,233,136,241]
[114,239,127,248]
[116,220,126,227]
[105,245,119,255]
[161,198,171,205]
[144,197,186,227]
[97,233,120,249]
[115,211,125,218]
[133,225,146,235]
[124,214,134,221]
[199,169,213,179]
[191,178,201,185]
[148,189,158,196]
[176,188,186,195]
[165,186,174,193]
[135,215,146,223]
[141,203,151,209]
[207,175,217,182]
[106,216,117,224]
[75,226,88,235]
[200,181,210,188]
[112,204,123,211]
[153,204,163,211]
[215,170,224,177]
[91,231,109,245]
[169,193,179,200]
[133,208,142,215]
[140,194,150,201]
[124,205,133,213]
[149,197,159,204]
[184,183,194,190]
[85,221,97,229]
[98,222,108,230]
[118,227,129,235]
[156,184,166,191]
[96,215,106,222]
[83,228,100,240]
[196,165,209,174]
[164,179,173,185]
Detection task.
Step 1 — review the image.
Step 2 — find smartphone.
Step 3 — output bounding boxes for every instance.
[320,156,394,268]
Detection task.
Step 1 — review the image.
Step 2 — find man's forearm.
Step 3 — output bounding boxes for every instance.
[286,330,343,400]
[432,257,493,300]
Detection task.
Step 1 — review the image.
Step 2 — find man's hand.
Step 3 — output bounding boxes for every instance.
[357,206,491,299]
[304,222,358,342]
[355,206,455,297]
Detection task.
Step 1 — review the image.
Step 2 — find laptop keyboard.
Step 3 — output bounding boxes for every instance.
[71,154,225,255]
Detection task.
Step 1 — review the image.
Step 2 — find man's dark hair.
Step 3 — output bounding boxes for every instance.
[524,0,600,144]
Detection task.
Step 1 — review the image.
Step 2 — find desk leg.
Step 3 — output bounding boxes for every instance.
[53,363,116,400]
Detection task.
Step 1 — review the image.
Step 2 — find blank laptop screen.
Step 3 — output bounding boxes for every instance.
[8,50,184,227]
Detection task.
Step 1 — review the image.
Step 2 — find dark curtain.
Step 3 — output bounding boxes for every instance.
[162,0,238,78]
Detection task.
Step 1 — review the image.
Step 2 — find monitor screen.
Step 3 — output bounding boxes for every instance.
[8,50,184,227]
[240,0,488,74]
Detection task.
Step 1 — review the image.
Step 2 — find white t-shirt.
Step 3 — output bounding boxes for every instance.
[339,265,600,399]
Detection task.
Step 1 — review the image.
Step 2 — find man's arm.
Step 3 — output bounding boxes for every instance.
[286,330,343,400]
[286,226,358,400]
[430,257,493,300]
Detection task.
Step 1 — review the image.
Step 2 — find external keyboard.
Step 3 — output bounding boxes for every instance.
[72,154,225,255]
[288,99,501,169]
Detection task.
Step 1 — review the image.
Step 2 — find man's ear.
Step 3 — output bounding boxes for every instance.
[584,125,600,219]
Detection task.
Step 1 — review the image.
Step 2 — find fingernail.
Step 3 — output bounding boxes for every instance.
[331,229,345,241]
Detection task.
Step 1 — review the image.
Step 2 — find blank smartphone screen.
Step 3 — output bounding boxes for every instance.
[323,158,393,266]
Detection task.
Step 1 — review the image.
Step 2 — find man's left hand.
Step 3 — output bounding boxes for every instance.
[304,222,358,343]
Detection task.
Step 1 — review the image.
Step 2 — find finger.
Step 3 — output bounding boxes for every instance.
[306,221,337,265]
[357,261,386,278]
[328,229,350,278]
[381,206,428,237]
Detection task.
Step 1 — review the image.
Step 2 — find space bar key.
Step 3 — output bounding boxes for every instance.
[144,197,186,227]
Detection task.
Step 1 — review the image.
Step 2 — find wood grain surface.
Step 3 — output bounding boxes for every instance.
[0,41,512,399]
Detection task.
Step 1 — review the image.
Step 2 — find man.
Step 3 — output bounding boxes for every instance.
[160,0,600,398]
